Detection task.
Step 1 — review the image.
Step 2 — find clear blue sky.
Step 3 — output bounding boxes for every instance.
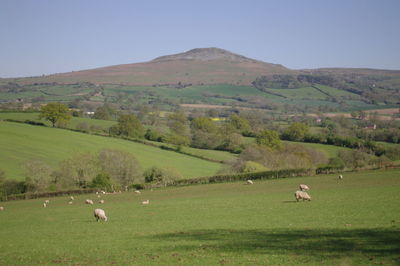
[1,0,399,77]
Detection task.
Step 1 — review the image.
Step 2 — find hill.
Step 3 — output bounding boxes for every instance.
[5,48,294,86]
[0,121,222,180]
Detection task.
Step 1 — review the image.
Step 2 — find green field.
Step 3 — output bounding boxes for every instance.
[0,169,399,265]
[0,112,117,131]
[0,121,222,180]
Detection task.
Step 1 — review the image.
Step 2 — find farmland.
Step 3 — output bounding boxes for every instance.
[0,121,222,180]
[0,169,399,265]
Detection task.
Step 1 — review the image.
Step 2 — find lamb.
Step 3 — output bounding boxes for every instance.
[134,190,141,194]
[339,174,343,180]
[68,201,73,205]
[43,202,47,208]
[294,190,311,202]
[142,200,150,205]
[0,206,4,211]
[85,199,94,205]
[44,199,50,204]
[70,196,74,201]
[99,199,104,204]
[247,180,254,185]
[94,208,108,222]
[299,184,310,191]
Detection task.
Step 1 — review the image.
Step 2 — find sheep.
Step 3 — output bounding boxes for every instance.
[339,174,343,180]
[97,195,101,198]
[142,200,150,205]
[43,202,47,208]
[134,190,141,194]
[95,191,99,195]
[0,206,4,211]
[70,196,74,201]
[68,201,73,205]
[101,190,106,194]
[99,199,105,204]
[45,199,50,204]
[94,208,108,222]
[85,199,94,205]
[247,180,254,185]
[299,184,310,191]
[294,190,311,201]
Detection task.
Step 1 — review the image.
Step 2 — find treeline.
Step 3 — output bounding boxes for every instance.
[0,149,183,201]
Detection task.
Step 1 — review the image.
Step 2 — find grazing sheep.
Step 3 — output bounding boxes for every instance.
[68,201,73,205]
[94,208,108,222]
[142,200,149,205]
[101,190,106,194]
[85,199,94,205]
[96,191,99,195]
[45,199,50,204]
[339,174,343,180]
[97,195,101,198]
[299,184,310,191]
[134,190,141,194]
[247,180,254,185]
[0,206,4,211]
[70,196,74,201]
[294,190,311,202]
[99,199,104,204]
[43,202,47,208]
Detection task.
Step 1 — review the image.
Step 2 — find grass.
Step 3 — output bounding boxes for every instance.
[0,169,399,265]
[0,121,222,180]
[0,112,117,130]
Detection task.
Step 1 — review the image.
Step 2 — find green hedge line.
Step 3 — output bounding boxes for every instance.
[2,188,98,201]
[171,168,315,186]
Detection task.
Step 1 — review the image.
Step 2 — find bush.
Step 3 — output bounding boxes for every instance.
[90,173,113,192]
[144,166,182,186]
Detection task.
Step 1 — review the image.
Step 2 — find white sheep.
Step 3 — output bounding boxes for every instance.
[101,190,106,194]
[43,202,47,208]
[142,200,149,205]
[0,206,4,211]
[339,174,343,180]
[85,199,94,205]
[70,196,74,201]
[97,195,101,198]
[134,190,141,194]
[99,199,104,204]
[96,191,99,195]
[68,201,73,205]
[94,208,108,222]
[247,180,254,185]
[294,190,311,202]
[299,184,310,191]
[45,199,50,204]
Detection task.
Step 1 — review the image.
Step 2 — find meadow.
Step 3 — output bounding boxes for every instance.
[0,121,222,180]
[0,169,399,265]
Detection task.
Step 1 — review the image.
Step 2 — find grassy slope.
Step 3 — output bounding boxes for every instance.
[0,112,117,129]
[0,121,221,180]
[0,169,399,265]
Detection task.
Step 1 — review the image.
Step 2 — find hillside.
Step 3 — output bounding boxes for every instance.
[0,121,222,180]
[6,48,294,86]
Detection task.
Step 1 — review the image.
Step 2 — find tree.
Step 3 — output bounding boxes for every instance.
[90,173,113,192]
[93,105,117,120]
[23,160,53,192]
[168,111,188,136]
[39,102,71,127]
[256,129,282,150]
[229,114,251,134]
[283,122,310,141]
[97,149,143,189]
[111,114,144,138]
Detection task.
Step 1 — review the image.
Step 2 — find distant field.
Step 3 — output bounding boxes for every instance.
[0,169,399,265]
[0,121,222,180]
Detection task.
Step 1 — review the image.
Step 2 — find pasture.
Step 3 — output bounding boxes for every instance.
[0,169,399,265]
[0,121,222,180]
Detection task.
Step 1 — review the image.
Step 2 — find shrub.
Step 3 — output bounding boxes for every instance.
[144,166,182,186]
[90,173,113,192]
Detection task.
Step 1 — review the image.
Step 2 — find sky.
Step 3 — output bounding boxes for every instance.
[1,0,400,78]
